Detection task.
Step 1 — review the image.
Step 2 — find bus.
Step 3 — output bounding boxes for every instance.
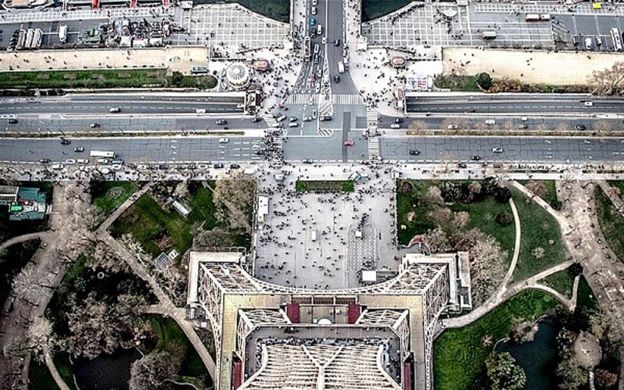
[481,31,497,40]
[191,66,209,74]
[90,150,116,158]
[611,28,623,51]
[525,13,541,21]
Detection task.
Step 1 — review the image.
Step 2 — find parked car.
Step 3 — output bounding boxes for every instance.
[409,150,420,156]
[344,139,354,146]
[213,163,224,169]
[492,147,504,153]
[219,138,229,143]
[60,138,71,145]
[90,123,100,128]
[73,146,84,152]
[109,107,121,113]
[471,155,481,161]
[229,164,240,169]
[390,123,401,129]
[8,118,18,124]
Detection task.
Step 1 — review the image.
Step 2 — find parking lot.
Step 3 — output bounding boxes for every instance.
[254,165,399,289]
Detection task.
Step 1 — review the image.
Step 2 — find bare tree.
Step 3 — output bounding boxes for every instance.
[129,350,182,390]
[588,61,624,96]
[213,172,256,231]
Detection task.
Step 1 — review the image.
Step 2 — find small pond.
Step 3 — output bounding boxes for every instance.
[72,348,141,390]
[497,321,558,390]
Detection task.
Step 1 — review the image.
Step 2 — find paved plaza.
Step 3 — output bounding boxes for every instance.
[253,165,399,289]
[173,4,288,50]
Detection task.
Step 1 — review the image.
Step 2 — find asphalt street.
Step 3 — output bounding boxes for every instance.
[406,94,624,114]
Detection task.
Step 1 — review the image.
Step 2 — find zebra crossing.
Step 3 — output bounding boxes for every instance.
[287,94,318,105]
[332,94,364,105]
[368,137,380,160]
[318,128,334,137]
[366,108,378,128]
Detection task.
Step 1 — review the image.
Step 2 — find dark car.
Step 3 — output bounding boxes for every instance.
[409,150,420,156]
[229,163,241,169]
[303,159,313,164]
[333,75,340,83]
[8,118,18,124]
[575,124,586,130]
[213,163,224,169]
[73,146,84,152]
[215,119,227,125]
[39,158,51,164]
[471,155,481,161]
[60,138,71,145]
[458,162,467,168]
[251,117,261,122]
[334,39,340,46]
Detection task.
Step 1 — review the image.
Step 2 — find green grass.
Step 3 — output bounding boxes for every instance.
[434,290,560,390]
[434,74,480,92]
[361,0,412,21]
[295,180,355,193]
[608,181,624,197]
[595,186,624,262]
[0,69,170,89]
[29,361,61,390]
[194,0,289,22]
[111,185,220,257]
[91,182,138,215]
[147,316,212,385]
[396,181,515,257]
[541,269,575,298]
[511,189,567,282]
[53,353,78,390]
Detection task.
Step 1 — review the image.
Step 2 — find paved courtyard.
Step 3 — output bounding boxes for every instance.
[253,165,399,289]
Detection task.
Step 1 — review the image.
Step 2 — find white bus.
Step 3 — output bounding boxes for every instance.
[525,13,541,21]
[481,31,497,40]
[611,28,623,51]
[90,150,116,158]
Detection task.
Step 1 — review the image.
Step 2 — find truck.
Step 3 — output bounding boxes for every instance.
[337,61,345,74]
[90,150,116,158]
[58,25,68,44]
[481,31,497,40]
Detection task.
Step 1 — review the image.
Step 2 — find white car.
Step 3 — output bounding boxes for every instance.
[219,138,229,143]
[311,6,317,15]
[584,101,594,107]
[321,37,327,44]
[447,124,458,130]
[390,123,400,129]
[492,147,504,153]
[312,0,317,5]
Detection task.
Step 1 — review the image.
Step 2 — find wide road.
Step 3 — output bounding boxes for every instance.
[0,93,245,116]
[406,94,624,115]
[0,136,265,164]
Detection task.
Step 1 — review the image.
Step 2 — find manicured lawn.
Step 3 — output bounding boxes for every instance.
[0,69,168,89]
[450,197,516,260]
[194,0,289,22]
[111,185,220,257]
[541,269,575,298]
[396,181,515,258]
[295,180,355,193]
[434,74,479,92]
[434,290,559,390]
[608,181,624,197]
[511,189,567,282]
[361,0,411,21]
[595,186,624,262]
[53,353,78,390]
[29,361,61,390]
[147,316,213,385]
[91,181,139,215]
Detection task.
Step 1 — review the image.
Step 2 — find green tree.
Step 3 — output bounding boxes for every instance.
[475,72,493,90]
[485,351,526,390]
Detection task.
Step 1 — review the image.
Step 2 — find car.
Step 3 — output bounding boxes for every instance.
[277,115,287,122]
[60,138,71,145]
[390,123,400,129]
[216,119,227,125]
[219,138,229,143]
[584,37,593,50]
[90,122,100,128]
[213,163,224,169]
[109,107,121,113]
[251,116,261,123]
[77,159,89,164]
[111,159,124,165]
[447,124,458,130]
[333,75,341,83]
[236,103,245,109]
[196,108,207,114]
[575,124,586,130]
[289,116,298,122]
[492,147,504,153]
[8,118,18,124]
[312,0,317,4]
[458,162,467,168]
[39,158,51,164]
[471,155,481,161]
[321,37,327,44]
[334,39,340,46]
[229,163,241,169]
[320,115,332,121]
[288,122,299,128]
[303,159,313,164]
[344,139,354,146]
[409,150,420,156]
[517,124,528,129]
[309,17,316,26]
[253,150,265,155]
[485,119,496,125]
[394,118,403,124]
[584,101,594,107]
[73,146,84,152]
[311,6,317,15]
